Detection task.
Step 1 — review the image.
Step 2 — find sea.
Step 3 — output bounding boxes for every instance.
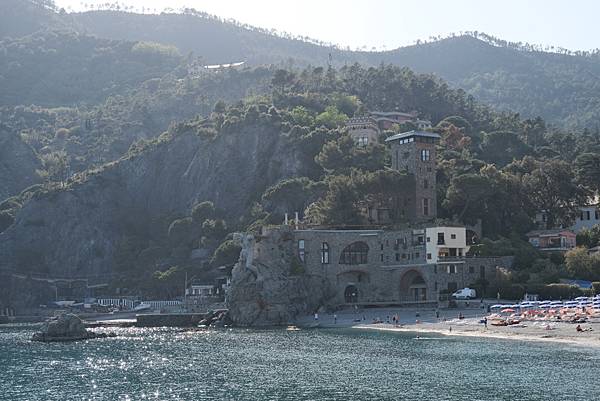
[1,324,599,400]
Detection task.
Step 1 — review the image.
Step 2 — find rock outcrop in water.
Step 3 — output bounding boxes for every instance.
[31,313,110,342]
[227,227,330,326]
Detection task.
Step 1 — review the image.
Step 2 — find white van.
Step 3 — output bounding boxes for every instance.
[452,288,476,300]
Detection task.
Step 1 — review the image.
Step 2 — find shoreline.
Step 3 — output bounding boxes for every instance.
[294,306,600,347]
[351,321,600,348]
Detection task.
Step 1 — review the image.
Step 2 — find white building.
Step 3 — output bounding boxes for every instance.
[571,205,600,232]
[425,226,470,264]
[535,205,600,233]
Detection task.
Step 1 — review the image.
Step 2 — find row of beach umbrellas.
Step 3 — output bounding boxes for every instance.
[491,296,600,312]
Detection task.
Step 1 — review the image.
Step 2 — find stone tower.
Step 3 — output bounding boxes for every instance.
[385,130,441,221]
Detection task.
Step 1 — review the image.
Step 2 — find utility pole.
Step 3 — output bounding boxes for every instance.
[184,272,188,312]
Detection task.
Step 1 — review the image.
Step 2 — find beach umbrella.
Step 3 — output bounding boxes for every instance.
[490,304,503,309]
[539,301,551,304]
[501,308,516,313]
[575,297,589,301]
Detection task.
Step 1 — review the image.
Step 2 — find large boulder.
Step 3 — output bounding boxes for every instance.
[31,313,106,342]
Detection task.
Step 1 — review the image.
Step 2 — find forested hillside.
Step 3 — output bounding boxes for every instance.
[3,63,600,302]
[0,30,182,106]
[3,1,600,128]
[3,0,600,305]
[68,8,600,129]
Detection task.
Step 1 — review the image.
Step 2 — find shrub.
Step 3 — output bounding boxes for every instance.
[537,284,583,300]
[168,217,194,245]
[211,240,241,267]
[191,201,215,223]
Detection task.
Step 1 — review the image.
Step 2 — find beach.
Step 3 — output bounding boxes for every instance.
[295,304,600,347]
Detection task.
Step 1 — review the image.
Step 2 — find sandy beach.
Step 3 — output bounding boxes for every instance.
[295,304,600,347]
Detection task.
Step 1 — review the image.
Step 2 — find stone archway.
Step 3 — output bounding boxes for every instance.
[399,270,427,302]
[344,285,359,303]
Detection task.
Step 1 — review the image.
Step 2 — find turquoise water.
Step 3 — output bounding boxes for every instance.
[1,325,600,400]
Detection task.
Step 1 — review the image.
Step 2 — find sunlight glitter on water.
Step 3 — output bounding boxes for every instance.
[1,325,600,400]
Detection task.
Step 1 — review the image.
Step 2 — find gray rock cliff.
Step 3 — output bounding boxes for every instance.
[0,130,41,201]
[0,121,302,283]
[228,227,330,326]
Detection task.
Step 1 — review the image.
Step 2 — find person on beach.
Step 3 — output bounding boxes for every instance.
[483,317,488,329]
[435,310,439,319]
[449,326,452,333]
[333,314,337,324]
[314,313,319,322]
[576,324,583,332]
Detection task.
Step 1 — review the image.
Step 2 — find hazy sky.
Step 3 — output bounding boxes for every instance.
[55,0,599,51]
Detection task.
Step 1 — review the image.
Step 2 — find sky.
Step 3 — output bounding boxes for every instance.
[54,0,599,52]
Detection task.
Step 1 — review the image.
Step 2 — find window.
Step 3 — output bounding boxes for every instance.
[434,282,438,291]
[423,179,429,189]
[415,252,420,259]
[380,243,384,251]
[469,266,475,274]
[339,242,369,265]
[596,210,599,220]
[423,198,429,216]
[380,254,384,262]
[447,265,457,274]
[417,235,424,244]
[357,136,369,147]
[427,253,432,260]
[427,237,431,242]
[421,149,430,161]
[395,253,400,261]
[320,242,329,264]
[451,233,456,239]
[587,211,591,220]
[437,233,445,245]
[480,266,486,279]
[298,240,305,263]
[433,265,437,274]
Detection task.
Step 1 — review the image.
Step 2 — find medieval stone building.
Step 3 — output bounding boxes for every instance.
[227,129,513,325]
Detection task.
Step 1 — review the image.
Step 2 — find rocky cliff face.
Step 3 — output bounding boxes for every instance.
[227,227,330,326]
[0,120,302,282]
[0,130,41,201]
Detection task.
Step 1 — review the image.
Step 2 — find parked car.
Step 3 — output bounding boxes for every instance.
[452,288,476,300]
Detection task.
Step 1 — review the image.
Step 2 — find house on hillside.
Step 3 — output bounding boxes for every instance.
[572,205,600,232]
[346,116,379,146]
[534,203,600,234]
[526,229,576,252]
[346,111,432,147]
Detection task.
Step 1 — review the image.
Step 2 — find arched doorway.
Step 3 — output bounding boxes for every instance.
[399,270,427,302]
[344,285,358,303]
